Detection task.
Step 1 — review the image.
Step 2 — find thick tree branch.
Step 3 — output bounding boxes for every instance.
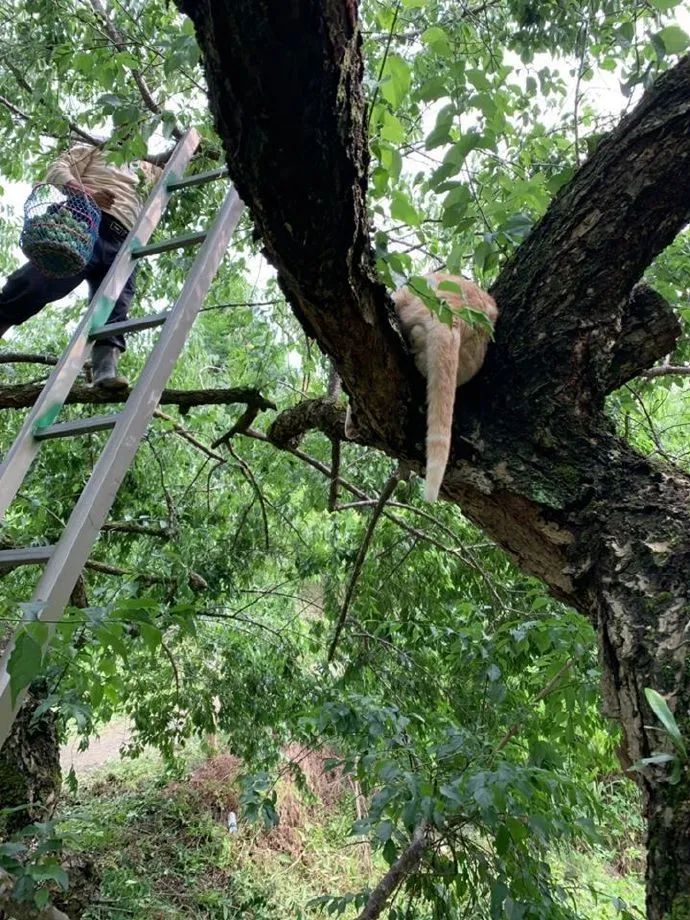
[268,397,345,448]
[601,284,681,393]
[0,382,275,414]
[355,824,427,920]
[488,59,690,409]
[641,364,690,379]
[0,352,58,367]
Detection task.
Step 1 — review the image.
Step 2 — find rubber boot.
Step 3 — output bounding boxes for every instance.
[91,344,129,389]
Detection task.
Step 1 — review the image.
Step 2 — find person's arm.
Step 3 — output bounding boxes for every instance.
[45,145,95,188]
[45,145,115,209]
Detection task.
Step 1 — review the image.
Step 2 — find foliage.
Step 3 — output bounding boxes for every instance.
[0,818,70,911]
[0,0,687,916]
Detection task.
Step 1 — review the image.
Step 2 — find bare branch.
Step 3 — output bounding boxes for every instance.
[2,60,106,147]
[154,409,225,462]
[328,437,341,512]
[84,559,207,592]
[226,443,270,550]
[327,467,402,662]
[641,364,690,379]
[268,396,345,448]
[101,520,169,538]
[0,382,275,413]
[242,427,499,593]
[0,352,58,367]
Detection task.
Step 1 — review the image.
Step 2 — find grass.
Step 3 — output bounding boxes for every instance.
[53,748,645,920]
[57,749,371,919]
[554,849,645,918]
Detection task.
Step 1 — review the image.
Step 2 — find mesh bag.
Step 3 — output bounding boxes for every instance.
[20,183,101,279]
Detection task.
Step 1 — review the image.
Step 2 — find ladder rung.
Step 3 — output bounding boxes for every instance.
[34,414,121,441]
[0,546,54,568]
[89,311,170,340]
[131,230,207,258]
[167,167,228,190]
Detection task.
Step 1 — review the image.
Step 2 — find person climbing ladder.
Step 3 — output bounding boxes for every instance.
[0,144,161,388]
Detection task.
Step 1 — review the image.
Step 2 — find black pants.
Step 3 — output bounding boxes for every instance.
[0,213,136,351]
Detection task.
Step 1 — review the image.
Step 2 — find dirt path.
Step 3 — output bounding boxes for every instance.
[60,718,132,775]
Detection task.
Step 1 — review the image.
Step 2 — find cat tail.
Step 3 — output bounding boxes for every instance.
[423,321,461,502]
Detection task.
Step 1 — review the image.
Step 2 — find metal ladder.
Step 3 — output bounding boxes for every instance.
[0,128,243,748]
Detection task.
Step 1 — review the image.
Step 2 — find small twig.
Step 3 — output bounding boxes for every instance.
[624,384,676,464]
[328,437,341,512]
[159,637,182,712]
[146,434,178,536]
[327,468,402,662]
[83,558,207,592]
[367,0,402,129]
[154,409,225,462]
[573,19,590,166]
[3,63,105,147]
[226,443,270,550]
[242,428,497,591]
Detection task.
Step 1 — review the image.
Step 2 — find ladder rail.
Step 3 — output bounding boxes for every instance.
[0,186,244,750]
[0,128,201,522]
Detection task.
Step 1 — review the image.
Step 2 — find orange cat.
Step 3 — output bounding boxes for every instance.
[346,272,498,501]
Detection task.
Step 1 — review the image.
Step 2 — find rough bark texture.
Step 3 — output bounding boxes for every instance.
[177,3,690,915]
[0,383,275,414]
[0,684,61,837]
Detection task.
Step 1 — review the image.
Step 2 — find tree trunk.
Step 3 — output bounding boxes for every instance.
[177,2,690,914]
[0,684,61,837]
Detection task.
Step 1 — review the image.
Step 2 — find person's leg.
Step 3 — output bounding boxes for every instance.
[85,217,134,387]
[0,262,85,340]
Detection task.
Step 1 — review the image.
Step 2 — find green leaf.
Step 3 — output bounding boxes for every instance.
[416,76,447,101]
[380,111,405,144]
[425,103,456,149]
[391,191,421,226]
[650,0,681,9]
[656,25,690,54]
[467,69,492,92]
[421,26,452,57]
[645,687,687,755]
[8,628,45,703]
[140,621,162,652]
[380,55,411,109]
[28,861,69,889]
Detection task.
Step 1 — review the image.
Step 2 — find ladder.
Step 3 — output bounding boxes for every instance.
[0,128,243,749]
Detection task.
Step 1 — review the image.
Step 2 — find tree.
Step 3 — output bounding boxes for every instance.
[0,0,689,917]
[174,2,690,918]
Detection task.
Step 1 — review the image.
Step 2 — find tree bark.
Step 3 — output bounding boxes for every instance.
[0,383,275,414]
[0,683,61,837]
[177,2,690,915]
